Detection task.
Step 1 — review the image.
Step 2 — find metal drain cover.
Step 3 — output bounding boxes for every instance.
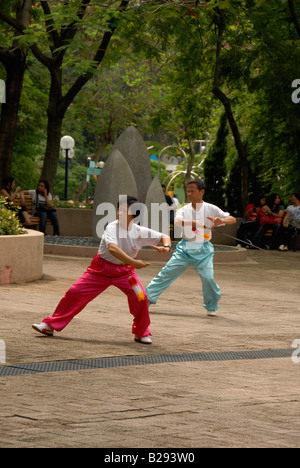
[0,348,293,377]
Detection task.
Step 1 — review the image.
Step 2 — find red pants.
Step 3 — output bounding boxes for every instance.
[43,255,151,337]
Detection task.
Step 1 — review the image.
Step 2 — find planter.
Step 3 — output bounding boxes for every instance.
[0,230,44,284]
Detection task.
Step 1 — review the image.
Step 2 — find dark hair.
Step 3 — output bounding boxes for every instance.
[117,196,141,218]
[292,192,300,202]
[2,176,14,189]
[187,179,206,191]
[254,193,266,207]
[37,180,50,194]
[267,193,279,208]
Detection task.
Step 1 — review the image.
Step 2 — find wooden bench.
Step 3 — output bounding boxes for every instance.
[263,227,299,251]
[13,195,52,227]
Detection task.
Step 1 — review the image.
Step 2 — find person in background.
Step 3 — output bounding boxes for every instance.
[252,194,282,250]
[0,177,34,227]
[266,193,285,220]
[162,184,176,240]
[23,180,60,236]
[236,197,260,248]
[278,192,300,251]
[172,194,181,210]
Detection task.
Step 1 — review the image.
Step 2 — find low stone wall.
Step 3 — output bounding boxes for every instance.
[44,212,300,249]
[0,230,44,284]
[46,209,242,244]
[211,220,240,246]
[45,208,93,237]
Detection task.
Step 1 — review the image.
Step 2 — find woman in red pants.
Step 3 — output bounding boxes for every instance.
[33,196,171,344]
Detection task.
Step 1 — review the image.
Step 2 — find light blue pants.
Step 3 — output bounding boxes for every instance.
[146,239,221,311]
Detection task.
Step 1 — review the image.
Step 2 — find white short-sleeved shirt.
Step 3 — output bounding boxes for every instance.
[175,202,230,243]
[28,190,53,215]
[287,204,300,221]
[98,220,162,265]
[28,190,52,205]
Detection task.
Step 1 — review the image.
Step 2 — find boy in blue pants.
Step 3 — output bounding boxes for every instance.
[146,179,236,316]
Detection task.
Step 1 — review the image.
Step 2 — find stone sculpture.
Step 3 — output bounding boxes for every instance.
[93,126,168,240]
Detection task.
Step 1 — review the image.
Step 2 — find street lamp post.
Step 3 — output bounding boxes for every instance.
[60,135,75,201]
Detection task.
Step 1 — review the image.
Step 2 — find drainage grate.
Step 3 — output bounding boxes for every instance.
[0,348,293,377]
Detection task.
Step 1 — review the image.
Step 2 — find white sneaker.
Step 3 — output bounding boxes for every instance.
[32,322,54,336]
[278,244,285,251]
[207,310,217,317]
[134,335,152,344]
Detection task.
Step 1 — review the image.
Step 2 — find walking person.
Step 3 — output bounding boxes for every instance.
[146,179,236,316]
[32,196,171,344]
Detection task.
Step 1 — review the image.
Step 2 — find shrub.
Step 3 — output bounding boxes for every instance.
[0,197,27,235]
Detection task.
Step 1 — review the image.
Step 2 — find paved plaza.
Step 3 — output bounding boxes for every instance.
[0,249,300,448]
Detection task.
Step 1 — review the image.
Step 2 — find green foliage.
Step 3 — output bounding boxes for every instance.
[54,164,87,200]
[1,0,299,207]
[0,198,26,236]
[53,199,93,210]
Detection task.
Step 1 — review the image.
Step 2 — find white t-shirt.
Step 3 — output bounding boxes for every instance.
[98,220,162,265]
[175,202,230,243]
[287,204,300,221]
[28,190,52,207]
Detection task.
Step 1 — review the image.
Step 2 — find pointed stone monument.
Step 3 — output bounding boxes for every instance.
[93,149,138,241]
[93,126,167,241]
[110,126,152,203]
[144,175,168,234]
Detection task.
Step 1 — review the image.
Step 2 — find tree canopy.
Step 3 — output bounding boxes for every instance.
[0,0,299,212]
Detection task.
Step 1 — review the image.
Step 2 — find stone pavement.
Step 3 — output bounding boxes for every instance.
[0,249,300,448]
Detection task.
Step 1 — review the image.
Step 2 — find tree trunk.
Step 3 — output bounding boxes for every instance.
[40,112,63,193]
[40,66,64,192]
[0,51,26,186]
[0,0,32,187]
[213,88,248,211]
[212,8,249,211]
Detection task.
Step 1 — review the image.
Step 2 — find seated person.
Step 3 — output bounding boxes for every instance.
[278,192,300,251]
[252,193,282,250]
[236,198,260,247]
[265,193,285,219]
[0,177,34,227]
[23,180,60,236]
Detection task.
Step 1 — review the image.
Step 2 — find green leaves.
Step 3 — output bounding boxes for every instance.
[0,198,26,236]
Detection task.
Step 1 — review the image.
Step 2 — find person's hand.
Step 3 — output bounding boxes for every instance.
[207,216,224,228]
[151,245,170,255]
[15,186,22,193]
[133,260,151,269]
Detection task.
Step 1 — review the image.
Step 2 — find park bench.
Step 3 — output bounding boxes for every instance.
[13,195,52,228]
[261,227,298,252]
